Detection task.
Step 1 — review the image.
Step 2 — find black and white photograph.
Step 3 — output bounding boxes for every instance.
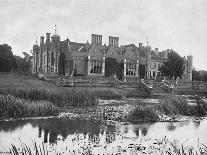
[0,0,207,154]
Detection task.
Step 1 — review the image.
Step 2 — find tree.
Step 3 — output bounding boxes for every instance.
[105,58,124,80]
[14,52,32,73]
[192,69,207,81]
[159,49,185,79]
[0,44,17,72]
[14,56,31,73]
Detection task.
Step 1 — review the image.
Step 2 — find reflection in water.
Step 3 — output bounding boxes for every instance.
[178,121,190,127]
[193,121,201,128]
[38,127,42,138]
[167,122,177,131]
[141,127,148,136]
[0,118,207,152]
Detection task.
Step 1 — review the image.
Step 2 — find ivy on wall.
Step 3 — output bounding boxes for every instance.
[58,53,65,75]
[105,58,124,80]
[139,64,146,79]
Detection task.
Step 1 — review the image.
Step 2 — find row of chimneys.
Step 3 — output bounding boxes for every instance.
[40,33,51,45]
[91,34,154,49]
[39,33,159,51]
[91,34,120,46]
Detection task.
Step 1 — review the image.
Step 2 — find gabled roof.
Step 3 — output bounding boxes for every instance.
[69,42,86,51]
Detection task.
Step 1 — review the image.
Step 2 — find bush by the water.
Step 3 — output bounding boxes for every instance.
[128,106,160,122]
[158,95,207,116]
[0,94,58,119]
[0,88,96,107]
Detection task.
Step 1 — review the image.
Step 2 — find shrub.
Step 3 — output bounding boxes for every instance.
[128,106,159,122]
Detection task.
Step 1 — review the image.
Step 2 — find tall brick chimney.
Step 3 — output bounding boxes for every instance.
[40,36,44,45]
[91,34,102,45]
[155,48,158,54]
[46,33,51,42]
[139,43,143,47]
[109,36,119,47]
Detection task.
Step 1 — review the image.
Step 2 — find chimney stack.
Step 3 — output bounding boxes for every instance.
[139,43,143,47]
[40,36,44,45]
[109,36,119,47]
[91,34,102,45]
[155,48,158,54]
[46,33,51,42]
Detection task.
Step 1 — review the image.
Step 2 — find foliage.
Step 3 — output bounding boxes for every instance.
[58,53,65,76]
[157,95,207,116]
[105,58,123,80]
[192,69,207,81]
[10,141,48,155]
[9,138,207,155]
[128,106,159,122]
[14,55,31,73]
[0,44,17,72]
[159,49,185,79]
[0,94,58,119]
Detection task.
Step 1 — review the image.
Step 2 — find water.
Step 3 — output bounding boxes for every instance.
[0,117,207,153]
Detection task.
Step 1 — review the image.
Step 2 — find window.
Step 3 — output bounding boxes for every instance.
[154,63,156,68]
[48,55,50,63]
[153,71,155,77]
[90,61,102,74]
[126,63,136,76]
[43,56,45,64]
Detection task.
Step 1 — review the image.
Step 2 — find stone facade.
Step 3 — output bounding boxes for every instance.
[32,32,193,80]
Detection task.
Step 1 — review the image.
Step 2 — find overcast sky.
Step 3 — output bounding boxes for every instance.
[0,0,207,70]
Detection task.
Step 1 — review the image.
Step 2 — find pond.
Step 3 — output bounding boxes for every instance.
[0,117,207,154]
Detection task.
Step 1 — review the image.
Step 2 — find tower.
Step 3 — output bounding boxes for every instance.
[32,38,39,74]
[39,36,44,73]
[145,45,151,79]
[51,25,60,74]
[187,55,193,81]
[45,33,51,73]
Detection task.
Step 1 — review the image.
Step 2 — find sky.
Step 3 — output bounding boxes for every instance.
[0,0,207,70]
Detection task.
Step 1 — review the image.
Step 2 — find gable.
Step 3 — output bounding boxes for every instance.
[123,47,139,60]
[88,44,105,57]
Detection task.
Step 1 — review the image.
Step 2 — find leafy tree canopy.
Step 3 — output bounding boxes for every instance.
[192,68,207,81]
[0,44,17,72]
[159,49,185,79]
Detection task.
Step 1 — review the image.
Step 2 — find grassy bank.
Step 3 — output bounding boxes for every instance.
[0,94,58,119]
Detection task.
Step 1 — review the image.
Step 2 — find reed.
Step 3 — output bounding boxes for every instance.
[0,94,58,119]
[8,138,207,155]
[0,87,97,107]
[10,141,48,155]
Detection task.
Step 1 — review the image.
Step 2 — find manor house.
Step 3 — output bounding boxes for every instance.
[32,32,192,80]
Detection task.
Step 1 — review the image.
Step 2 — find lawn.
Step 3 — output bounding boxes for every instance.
[0,73,126,119]
[0,73,126,99]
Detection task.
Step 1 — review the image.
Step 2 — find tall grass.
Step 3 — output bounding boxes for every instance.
[0,94,58,119]
[10,141,48,155]
[9,139,207,155]
[0,88,96,107]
